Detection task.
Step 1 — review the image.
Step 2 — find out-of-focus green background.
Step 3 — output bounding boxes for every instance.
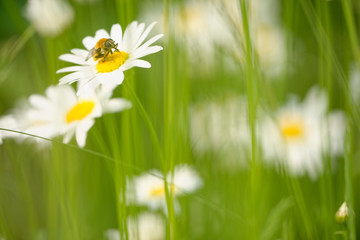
[0,0,360,239]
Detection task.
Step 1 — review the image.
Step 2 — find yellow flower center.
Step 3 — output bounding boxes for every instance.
[150,184,177,197]
[280,117,305,141]
[96,51,129,73]
[66,100,95,123]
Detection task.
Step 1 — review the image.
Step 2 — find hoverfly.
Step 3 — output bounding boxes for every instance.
[85,38,119,61]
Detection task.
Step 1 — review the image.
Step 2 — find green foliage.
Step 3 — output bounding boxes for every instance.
[0,0,359,239]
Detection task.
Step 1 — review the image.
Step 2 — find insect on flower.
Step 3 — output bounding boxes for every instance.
[57,21,163,95]
[85,38,119,61]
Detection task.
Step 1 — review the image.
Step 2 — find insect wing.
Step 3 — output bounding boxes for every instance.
[85,48,97,61]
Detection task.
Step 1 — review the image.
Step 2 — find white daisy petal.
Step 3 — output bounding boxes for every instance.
[54,86,77,104]
[46,85,75,104]
[56,66,87,73]
[59,53,86,65]
[59,71,86,85]
[127,23,145,52]
[82,36,96,50]
[133,21,157,50]
[77,77,100,95]
[131,46,163,59]
[28,95,49,109]
[110,24,123,47]
[70,48,89,58]
[97,69,125,86]
[63,127,75,144]
[103,98,132,113]
[122,21,139,51]
[95,29,110,40]
[132,34,164,55]
[121,60,151,70]
[75,119,94,147]
[77,71,123,95]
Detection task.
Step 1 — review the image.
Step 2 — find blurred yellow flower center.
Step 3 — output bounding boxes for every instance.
[66,100,95,123]
[96,51,128,73]
[32,120,47,126]
[178,6,206,34]
[280,118,305,140]
[150,184,177,197]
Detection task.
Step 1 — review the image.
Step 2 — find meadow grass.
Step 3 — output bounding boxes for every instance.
[0,0,359,239]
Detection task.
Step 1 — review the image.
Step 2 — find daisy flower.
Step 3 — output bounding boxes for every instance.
[140,0,236,75]
[57,21,163,94]
[21,84,131,147]
[127,165,202,213]
[25,0,74,37]
[251,0,286,76]
[189,96,250,170]
[258,87,346,180]
[0,105,57,147]
[221,0,286,76]
[105,213,165,240]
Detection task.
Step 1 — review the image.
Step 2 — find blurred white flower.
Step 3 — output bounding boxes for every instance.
[0,85,131,147]
[0,115,19,144]
[57,21,163,94]
[27,85,131,147]
[140,0,286,77]
[170,1,235,69]
[140,0,236,75]
[254,24,286,76]
[105,230,120,240]
[127,213,165,240]
[127,165,202,213]
[223,0,286,76]
[259,87,346,180]
[189,96,250,170]
[26,85,102,147]
[25,0,74,37]
[0,106,58,147]
[105,213,165,240]
[253,0,286,76]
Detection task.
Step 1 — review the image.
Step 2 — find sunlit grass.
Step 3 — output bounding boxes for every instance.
[0,0,359,239]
